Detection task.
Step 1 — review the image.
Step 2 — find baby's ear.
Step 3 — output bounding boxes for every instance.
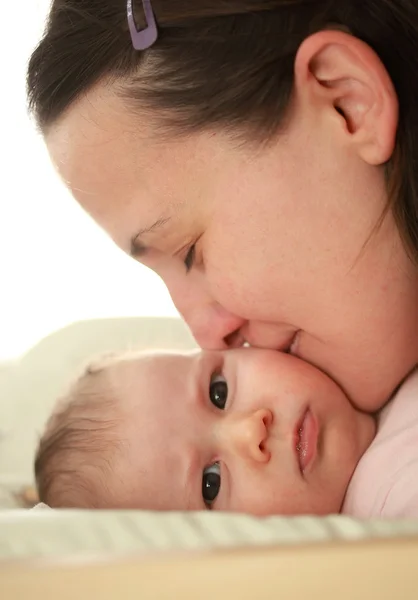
[86,352,120,374]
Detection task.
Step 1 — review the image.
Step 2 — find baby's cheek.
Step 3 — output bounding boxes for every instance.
[229,475,301,517]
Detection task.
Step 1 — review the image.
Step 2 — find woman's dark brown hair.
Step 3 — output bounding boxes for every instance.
[27,0,418,262]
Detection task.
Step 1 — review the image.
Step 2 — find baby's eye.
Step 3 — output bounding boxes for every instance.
[202,462,221,507]
[209,373,228,409]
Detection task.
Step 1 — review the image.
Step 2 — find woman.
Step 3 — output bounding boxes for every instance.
[27,0,418,411]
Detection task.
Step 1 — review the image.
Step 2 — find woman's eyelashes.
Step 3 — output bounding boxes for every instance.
[183,244,196,272]
[209,373,228,409]
[202,462,221,508]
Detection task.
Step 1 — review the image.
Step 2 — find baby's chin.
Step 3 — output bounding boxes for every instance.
[355,411,377,458]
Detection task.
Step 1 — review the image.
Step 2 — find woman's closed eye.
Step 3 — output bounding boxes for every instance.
[184,244,196,272]
[202,462,221,508]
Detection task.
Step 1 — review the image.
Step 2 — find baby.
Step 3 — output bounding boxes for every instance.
[35,348,375,515]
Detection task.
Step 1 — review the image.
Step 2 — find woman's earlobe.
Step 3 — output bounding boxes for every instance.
[294,30,399,165]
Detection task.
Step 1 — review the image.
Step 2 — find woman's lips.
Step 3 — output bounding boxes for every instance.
[288,330,300,356]
[278,330,301,355]
[242,329,301,354]
[295,409,318,474]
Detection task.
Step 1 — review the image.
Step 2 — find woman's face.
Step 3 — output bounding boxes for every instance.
[46,72,417,411]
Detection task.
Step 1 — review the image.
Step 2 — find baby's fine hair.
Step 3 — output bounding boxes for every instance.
[35,355,126,508]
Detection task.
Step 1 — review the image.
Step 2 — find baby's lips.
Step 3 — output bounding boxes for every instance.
[295,409,318,474]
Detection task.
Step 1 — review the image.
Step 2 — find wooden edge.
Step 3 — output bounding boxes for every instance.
[2,536,418,600]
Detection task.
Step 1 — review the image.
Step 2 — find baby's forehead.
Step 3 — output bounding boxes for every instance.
[108,349,199,375]
[101,349,201,406]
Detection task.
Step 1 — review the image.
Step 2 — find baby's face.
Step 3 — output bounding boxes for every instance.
[110,349,375,515]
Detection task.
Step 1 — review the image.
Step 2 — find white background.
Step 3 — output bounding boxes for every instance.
[0,1,177,360]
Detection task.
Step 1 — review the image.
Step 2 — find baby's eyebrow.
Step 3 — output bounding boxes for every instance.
[130,216,171,257]
[183,450,206,511]
[176,356,208,511]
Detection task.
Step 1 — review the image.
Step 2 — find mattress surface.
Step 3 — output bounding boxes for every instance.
[1,509,418,560]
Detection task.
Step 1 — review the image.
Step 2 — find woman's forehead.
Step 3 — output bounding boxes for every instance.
[47,80,254,196]
[46,89,148,187]
[46,108,165,251]
[45,86,224,250]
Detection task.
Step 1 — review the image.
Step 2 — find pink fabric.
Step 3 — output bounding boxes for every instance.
[342,368,418,518]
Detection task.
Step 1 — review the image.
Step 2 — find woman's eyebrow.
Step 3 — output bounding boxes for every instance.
[130,216,171,257]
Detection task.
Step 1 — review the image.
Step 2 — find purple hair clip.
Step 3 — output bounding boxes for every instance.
[127,0,158,51]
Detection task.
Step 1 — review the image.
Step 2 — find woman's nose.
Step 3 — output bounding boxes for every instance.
[222,409,273,463]
[170,284,246,349]
[191,304,247,350]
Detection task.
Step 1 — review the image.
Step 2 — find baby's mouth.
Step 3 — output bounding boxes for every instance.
[295,409,318,475]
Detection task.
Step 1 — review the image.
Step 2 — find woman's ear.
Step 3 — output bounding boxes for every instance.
[294,30,399,165]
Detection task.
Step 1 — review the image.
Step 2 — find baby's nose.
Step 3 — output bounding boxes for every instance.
[226,408,273,463]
